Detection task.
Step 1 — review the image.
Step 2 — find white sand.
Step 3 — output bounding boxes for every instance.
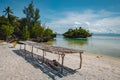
[0,43,120,80]
[0,44,49,80]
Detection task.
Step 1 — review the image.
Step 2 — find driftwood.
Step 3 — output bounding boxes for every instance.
[19,41,84,73]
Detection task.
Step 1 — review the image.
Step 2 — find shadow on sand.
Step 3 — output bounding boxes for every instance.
[12,49,76,80]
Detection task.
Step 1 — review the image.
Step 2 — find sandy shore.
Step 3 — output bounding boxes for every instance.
[0,43,120,80]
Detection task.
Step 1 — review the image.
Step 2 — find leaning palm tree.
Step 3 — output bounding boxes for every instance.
[3,6,14,42]
[3,6,13,22]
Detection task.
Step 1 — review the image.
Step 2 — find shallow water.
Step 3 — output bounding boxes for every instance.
[44,34,120,58]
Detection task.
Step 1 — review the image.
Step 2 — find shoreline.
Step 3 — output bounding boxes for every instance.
[85,51,120,61]
[0,43,120,80]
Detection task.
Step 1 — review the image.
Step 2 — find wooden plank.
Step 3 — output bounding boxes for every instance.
[19,41,84,70]
[19,41,84,54]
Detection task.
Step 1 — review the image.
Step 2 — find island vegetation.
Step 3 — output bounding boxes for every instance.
[0,2,56,42]
[63,27,92,38]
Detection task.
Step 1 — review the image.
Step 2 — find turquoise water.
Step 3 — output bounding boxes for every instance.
[44,34,120,58]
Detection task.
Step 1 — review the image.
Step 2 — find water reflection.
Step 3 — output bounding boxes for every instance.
[43,34,120,58]
[43,40,55,45]
[44,34,88,47]
[63,38,88,46]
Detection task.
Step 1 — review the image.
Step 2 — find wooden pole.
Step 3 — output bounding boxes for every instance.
[20,44,21,50]
[37,48,38,52]
[79,52,83,69]
[31,46,33,58]
[24,44,26,51]
[61,54,65,73]
[42,50,45,63]
[24,44,26,59]
[44,51,46,56]
[58,53,60,61]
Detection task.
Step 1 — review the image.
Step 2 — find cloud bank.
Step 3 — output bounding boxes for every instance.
[45,9,120,34]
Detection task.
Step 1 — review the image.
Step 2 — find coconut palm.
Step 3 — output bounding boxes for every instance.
[3,6,13,22]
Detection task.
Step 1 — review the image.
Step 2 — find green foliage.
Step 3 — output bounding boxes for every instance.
[31,26,44,38]
[0,15,9,26]
[43,28,53,38]
[22,2,55,41]
[21,27,30,40]
[63,27,91,38]
[3,6,13,23]
[0,2,56,42]
[1,6,19,40]
[1,25,14,39]
[23,2,40,35]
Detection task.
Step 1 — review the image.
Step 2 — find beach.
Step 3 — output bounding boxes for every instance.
[0,43,120,80]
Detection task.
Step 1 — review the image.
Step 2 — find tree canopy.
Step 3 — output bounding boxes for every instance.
[23,2,40,32]
[0,2,56,42]
[63,27,92,38]
[1,25,14,40]
[3,6,13,23]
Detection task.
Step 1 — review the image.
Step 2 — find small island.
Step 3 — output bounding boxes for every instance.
[63,27,92,38]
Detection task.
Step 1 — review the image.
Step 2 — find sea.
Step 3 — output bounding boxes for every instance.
[44,34,120,58]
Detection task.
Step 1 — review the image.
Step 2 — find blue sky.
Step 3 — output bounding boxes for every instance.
[0,0,120,34]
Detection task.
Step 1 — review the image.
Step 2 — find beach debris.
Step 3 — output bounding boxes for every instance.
[12,41,17,47]
[96,56,103,58]
[96,56,100,58]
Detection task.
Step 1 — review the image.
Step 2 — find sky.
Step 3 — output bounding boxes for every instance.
[0,0,120,34]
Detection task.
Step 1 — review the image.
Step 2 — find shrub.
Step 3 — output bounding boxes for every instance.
[21,27,30,40]
[1,25,14,40]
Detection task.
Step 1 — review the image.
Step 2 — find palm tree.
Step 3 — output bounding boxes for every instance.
[3,6,13,22]
[3,6,14,41]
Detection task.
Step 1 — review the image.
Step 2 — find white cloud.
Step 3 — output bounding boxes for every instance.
[45,9,120,34]
[85,22,90,26]
[74,21,81,25]
[91,16,120,33]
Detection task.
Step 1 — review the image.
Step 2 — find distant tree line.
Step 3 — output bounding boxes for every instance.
[0,2,56,42]
[63,27,92,38]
